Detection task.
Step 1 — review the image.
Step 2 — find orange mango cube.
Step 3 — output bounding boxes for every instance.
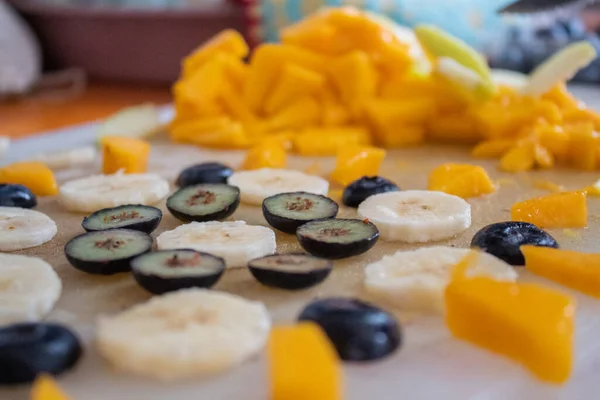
[264,63,325,114]
[471,139,514,159]
[499,143,535,173]
[0,162,57,196]
[293,127,371,156]
[329,51,378,116]
[241,142,287,170]
[511,191,588,228]
[567,123,598,171]
[266,97,320,132]
[31,374,70,400]
[330,146,386,186]
[101,136,150,174]
[182,29,249,77]
[428,164,495,198]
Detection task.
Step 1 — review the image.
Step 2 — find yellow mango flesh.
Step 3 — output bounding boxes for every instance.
[522,245,600,298]
[471,139,514,158]
[330,146,386,186]
[264,64,325,114]
[293,127,371,156]
[101,136,150,174]
[266,97,320,131]
[500,143,535,173]
[31,375,70,400]
[241,143,287,170]
[511,191,588,228]
[182,29,249,78]
[446,276,575,384]
[170,117,250,149]
[269,323,343,400]
[0,162,57,196]
[428,163,495,198]
[329,51,377,116]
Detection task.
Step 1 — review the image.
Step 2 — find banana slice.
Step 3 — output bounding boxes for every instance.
[59,172,170,213]
[228,168,329,206]
[364,247,517,314]
[96,288,271,380]
[357,190,471,243]
[0,207,57,251]
[0,253,62,324]
[31,146,97,170]
[157,221,276,267]
[523,41,597,97]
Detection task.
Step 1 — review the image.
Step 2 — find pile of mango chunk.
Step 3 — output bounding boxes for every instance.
[169,7,600,174]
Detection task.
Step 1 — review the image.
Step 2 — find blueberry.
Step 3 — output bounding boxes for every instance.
[176,162,233,187]
[0,184,37,209]
[0,323,83,384]
[298,298,401,362]
[262,192,339,234]
[471,222,559,266]
[342,176,400,208]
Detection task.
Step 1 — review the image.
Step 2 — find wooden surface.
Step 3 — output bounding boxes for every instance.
[0,84,171,138]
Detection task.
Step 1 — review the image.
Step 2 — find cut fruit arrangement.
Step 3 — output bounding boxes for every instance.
[4,6,600,400]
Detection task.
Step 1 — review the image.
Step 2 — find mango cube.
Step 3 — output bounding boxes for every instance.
[0,162,57,196]
[182,29,249,77]
[266,97,320,131]
[293,127,371,156]
[101,136,150,174]
[511,191,588,228]
[31,374,70,400]
[329,51,377,116]
[428,164,495,198]
[264,64,325,114]
[330,146,386,186]
[241,142,287,170]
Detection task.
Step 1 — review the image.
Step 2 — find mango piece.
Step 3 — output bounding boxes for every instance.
[330,146,386,186]
[182,29,249,77]
[217,84,257,125]
[254,131,295,151]
[380,73,438,100]
[264,64,325,115]
[446,275,575,384]
[266,97,320,131]
[499,143,535,173]
[320,88,351,127]
[522,246,600,298]
[293,127,371,156]
[31,374,70,400]
[428,163,495,198]
[376,125,425,148]
[0,162,57,196]
[171,117,250,149]
[427,113,480,143]
[532,179,564,193]
[242,142,287,170]
[269,323,343,400]
[471,139,514,158]
[282,21,339,54]
[170,117,233,141]
[537,125,570,159]
[364,99,433,146]
[567,122,598,171]
[511,191,588,228]
[534,144,554,169]
[243,44,328,113]
[101,136,150,174]
[329,51,378,116]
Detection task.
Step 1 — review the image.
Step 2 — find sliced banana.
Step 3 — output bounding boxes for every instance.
[228,168,329,206]
[31,146,97,170]
[0,253,62,325]
[0,207,57,251]
[96,289,271,380]
[357,190,471,243]
[59,172,170,213]
[364,247,517,314]
[96,103,163,141]
[157,221,276,267]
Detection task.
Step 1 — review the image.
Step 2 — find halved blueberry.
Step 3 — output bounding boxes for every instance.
[298,298,402,362]
[471,221,559,266]
[131,249,225,294]
[0,184,37,209]
[81,204,162,234]
[166,183,240,223]
[64,229,153,275]
[248,253,332,290]
[262,192,339,234]
[176,162,233,187]
[342,176,400,208]
[297,219,379,259]
[0,323,82,384]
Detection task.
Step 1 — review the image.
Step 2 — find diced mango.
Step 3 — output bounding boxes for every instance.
[376,126,425,148]
[170,117,250,149]
[567,123,598,171]
[533,144,554,169]
[511,191,588,228]
[499,143,535,173]
[380,73,438,100]
[522,246,600,298]
[330,146,386,186]
[264,64,325,114]
[427,113,480,143]
[254,131,295,151]
[446,276,575,383]
[319,88,351,127]
[269,323,343,400]
[242,142,287,170]
[471,139,514,159]
[293,127,371,156]
[217,84,257,125]
[31,374,70,400]
[364,99,433,146]
[176,59,225,108]
[182,29,249,77]
[428,163,495,198]
[170,117,234,141]
[329,51,378,116]
[266,97,320,131]
[101,136,150,174]
[537,125,570,159]
[0,162,57,196]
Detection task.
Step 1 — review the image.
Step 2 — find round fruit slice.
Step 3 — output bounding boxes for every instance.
[262,192,339,234]
[166,184,240,223]
[156,221,276,268]
[82,204,162,234]
[0,323,83,384]
[64,229,153,275]
[176,162,234,187]
[364,246,518,314]
[0,207,57,251]
[228,168,329,206]
[0,254,62,325]
[131,249,226,294]
[357,190,471,243]
[342,176,400,208]
[248,253,333,290]
[31,146,97,170]
[298,298,402,362]
[59,172,170,213]
[0,184,37,209]
[523,41,597,97]
[297,219,379,260]
[96,289,271,380]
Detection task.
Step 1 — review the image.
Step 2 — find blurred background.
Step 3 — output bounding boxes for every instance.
[2,0,600,134]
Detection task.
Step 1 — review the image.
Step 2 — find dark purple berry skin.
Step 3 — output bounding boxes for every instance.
[0,184,37,209]
[342,176,400,208]
[176,162,233,187]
